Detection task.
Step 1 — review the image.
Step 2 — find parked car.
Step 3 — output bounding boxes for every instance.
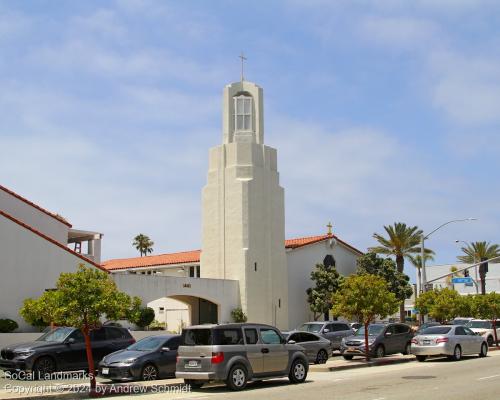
[283,331,332,364]
[411,325,488,362]
[466,319,499,347]
[340,323,413,359]
[0,326,135,378]
[294,321,353,350]
[451,317,474,325]
[415,322,441,335]
[98,334,180,381]
[175,323,308,391]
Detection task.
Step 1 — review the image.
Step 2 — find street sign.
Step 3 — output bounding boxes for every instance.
[452,277,473,284]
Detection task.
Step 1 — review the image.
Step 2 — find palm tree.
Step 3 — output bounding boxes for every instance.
[133,234,154,257]
[457,241,500,263]
[369,222,434,322]
[457,241,500,294]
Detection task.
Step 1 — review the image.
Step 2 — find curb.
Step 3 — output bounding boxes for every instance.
[312,356,415,372]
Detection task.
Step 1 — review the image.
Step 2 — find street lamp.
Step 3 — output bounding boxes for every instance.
[421,218,477,292]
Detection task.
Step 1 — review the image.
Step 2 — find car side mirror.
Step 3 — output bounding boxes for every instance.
[323,329,330,333]
[161,347,170,352]
[66,338,76,345]
[287,340,296,345]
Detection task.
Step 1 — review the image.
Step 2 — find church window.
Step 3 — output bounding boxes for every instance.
[234,95,252,131]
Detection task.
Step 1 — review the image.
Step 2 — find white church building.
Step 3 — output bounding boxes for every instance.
[0,79,363,332]
[102,79,363,331]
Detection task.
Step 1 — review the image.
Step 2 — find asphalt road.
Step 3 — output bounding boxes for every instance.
[116,351,500,400]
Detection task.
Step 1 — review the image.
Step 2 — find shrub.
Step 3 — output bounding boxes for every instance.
[149,320,166,331]
[231,308,248,323]
[0,319,18,333]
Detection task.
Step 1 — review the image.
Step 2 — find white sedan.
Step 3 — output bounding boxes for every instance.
[411,325,488,362]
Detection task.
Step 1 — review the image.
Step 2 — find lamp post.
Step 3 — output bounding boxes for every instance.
[421,218,477,293]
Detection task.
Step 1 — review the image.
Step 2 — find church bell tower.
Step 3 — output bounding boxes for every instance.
[200,79,289,329]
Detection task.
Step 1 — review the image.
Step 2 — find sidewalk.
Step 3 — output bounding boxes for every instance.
[310,354,416,372]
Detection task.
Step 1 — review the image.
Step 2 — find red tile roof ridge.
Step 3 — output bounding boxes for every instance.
[0,209,105,272]
[0,184,72,227]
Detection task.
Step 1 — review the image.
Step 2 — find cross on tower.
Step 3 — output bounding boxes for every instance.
[327,222,333,236]
[239,52,247,82]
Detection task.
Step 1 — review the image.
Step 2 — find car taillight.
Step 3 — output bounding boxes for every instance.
[411,338,418,344]
[436,338,448,344]
[211,352,224,364]
[176,355,179,363]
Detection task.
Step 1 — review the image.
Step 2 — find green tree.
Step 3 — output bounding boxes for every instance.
[472,293,500,347]
[332,274,399,361]
[414,289,438,316]
[306,263,344,321]
[420,288,463,323]
[357,253,413,312]
[128,306,155,329]
[133,234,154,257]
[21,265,133,394]
[20,291,61,331]
[369,222,434,322]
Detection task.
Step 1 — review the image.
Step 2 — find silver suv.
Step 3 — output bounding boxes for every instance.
[175,323,308,391]
[295,321,354,349]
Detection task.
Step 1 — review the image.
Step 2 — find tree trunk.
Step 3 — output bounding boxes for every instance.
[395,255,404,273]
[480,272,486,295]
[364,320,370,362]
[492,319,498,347]
[324,311,329,321]
[399,302,405,323]
[82,325,97,397]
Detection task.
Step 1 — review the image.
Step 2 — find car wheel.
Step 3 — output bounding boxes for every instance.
[342,355,354,360]
[226,364,247,391]
[316,349,329,364]
[449,345,462,361]
[487,336,494,347]
[141,364,158,381]
[184,379,204,389]
[416,355,427,362]
[402,342,411,355]
[289,358,307,384]
[479,343,488,358]
[33,356,56,380]
[375,345,385,358]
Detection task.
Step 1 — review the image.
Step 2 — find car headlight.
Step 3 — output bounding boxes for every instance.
[14,351,35,359]
[121,358,137,365]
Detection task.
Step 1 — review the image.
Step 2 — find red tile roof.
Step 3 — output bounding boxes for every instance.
[0,185,72,227]
[0,209,105,271]
[102,234,363,271]
[102,250,202,271]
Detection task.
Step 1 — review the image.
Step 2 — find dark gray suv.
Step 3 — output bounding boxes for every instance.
[340,323,413,359]
[175,323,308,391]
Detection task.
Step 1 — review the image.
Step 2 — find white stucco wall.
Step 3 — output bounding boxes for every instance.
[111,274,240,325]
[426,263,500,294]
[0,188,69,244]
[147,297,189,333]
[287,240,360,330]
[0,214,96,331]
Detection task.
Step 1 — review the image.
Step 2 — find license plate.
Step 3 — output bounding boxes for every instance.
[101,368,109,375]
[348,347,355,352]
[423,340,431,345]
[187,360,199,367]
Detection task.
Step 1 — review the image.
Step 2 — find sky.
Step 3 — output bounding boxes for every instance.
[1,0,499,282]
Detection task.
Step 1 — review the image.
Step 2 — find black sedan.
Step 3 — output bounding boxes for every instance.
[98,335,180,381]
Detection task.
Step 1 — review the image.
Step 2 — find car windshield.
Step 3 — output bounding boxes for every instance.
[297,323,323,333]
[127,336,165,351]
[37,327,74,343]
[419,326,452,335]
[453,319,470,325]
[355,325,384,336]
[467,321,492,329]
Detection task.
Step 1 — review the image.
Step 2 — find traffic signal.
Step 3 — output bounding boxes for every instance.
[463,269,470,277]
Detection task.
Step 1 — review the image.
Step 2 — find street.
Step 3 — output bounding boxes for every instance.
[114,351,500,400]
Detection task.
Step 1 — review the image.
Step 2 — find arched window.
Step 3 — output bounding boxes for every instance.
[234,94,252,131]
